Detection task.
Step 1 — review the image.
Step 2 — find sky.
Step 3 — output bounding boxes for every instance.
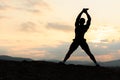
[0,0,120,62]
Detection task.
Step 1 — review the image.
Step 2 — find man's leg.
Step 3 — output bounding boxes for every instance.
[80,40,100,66]
[63,41,79,63]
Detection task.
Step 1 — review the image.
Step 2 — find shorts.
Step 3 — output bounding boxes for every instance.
[73,38,86,42]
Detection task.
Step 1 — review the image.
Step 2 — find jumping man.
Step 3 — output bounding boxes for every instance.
[63,8,100,66]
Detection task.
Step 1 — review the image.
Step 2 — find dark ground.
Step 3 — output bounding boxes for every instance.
[0,60,120,80]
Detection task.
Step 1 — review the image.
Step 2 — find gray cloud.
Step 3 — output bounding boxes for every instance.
[108,41,120,51]
[0,1,9,10]
[20,21,37,32]
[46,22,73,32]
[0,0,50,13]
[31,40,120,60]
[0,47,10,55]
[32,42,70,60]
[16,0,50,13]
[0,15,8,19]
[89,41,120,56]
[100,39,109,43]
[0,40,120,61]
[26,0,49,7]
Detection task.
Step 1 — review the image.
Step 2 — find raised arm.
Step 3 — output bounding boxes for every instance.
[75,10,84,27]
[84,10,91,26]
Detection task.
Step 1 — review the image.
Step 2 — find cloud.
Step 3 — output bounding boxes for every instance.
[87,25,120,42]
[0,46,11,55]
[100,39,109,43]
[46,22,73,32]
[107,41,120,51]
[12,49,47,60]
[31,40,120,61]
[0,2,6,10]
[0,0,50,13]
[31,42,70,60]
[18,0,50,13]
[14,0,48,12]
[20,21,37,32]
[0,39,120,61]
[26,0,49,8]
[0,15,8,19]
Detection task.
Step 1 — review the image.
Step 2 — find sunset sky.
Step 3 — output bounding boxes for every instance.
[0,0,120,62]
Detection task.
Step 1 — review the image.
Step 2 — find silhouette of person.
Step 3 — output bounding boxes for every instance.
[63,8,100,66]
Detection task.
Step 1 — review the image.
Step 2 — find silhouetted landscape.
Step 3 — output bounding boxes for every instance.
[0,0,120,80]
[1,55,120,67]
[0,58,120,80]
[0,55,33,61]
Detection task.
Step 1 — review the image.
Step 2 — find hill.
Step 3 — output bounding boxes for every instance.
[62,60,120,67]
[102,60,120,67]
[0,60,120,80]
[0,55,33,61]
[0,55,120,67]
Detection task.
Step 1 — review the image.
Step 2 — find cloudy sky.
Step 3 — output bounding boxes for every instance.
[0,0,120,62]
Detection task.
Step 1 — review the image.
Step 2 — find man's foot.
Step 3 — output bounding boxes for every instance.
[96,64,100,67]
[58,62,65,65]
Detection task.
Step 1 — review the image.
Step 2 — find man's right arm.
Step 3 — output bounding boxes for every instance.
[85,11,91,27]
[75,10,84,27]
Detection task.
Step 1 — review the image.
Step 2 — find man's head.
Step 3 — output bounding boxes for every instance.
[79,18,85,25]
